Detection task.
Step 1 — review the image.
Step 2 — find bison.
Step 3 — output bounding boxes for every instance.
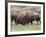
[23,11,41,25]
[11,10,24,25]
[11,10,40,25]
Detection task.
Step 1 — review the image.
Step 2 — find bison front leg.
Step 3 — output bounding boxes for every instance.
[31,21,33,25]
[11,19,13,26]
[14,19,18,25]
[11,17,14,26]
[14,21,18,25]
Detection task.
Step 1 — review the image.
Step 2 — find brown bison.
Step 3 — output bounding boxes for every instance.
[11,10,24,25]
[23,11,40,25]
[11,10,40,25]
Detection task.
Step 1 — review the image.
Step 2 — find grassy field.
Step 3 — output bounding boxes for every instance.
[11,23,41,32]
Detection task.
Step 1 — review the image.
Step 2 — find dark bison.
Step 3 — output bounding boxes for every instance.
[11,10,24,25]
[23,12,34,25]
[11,10,40,25]
[23,11,40,25]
